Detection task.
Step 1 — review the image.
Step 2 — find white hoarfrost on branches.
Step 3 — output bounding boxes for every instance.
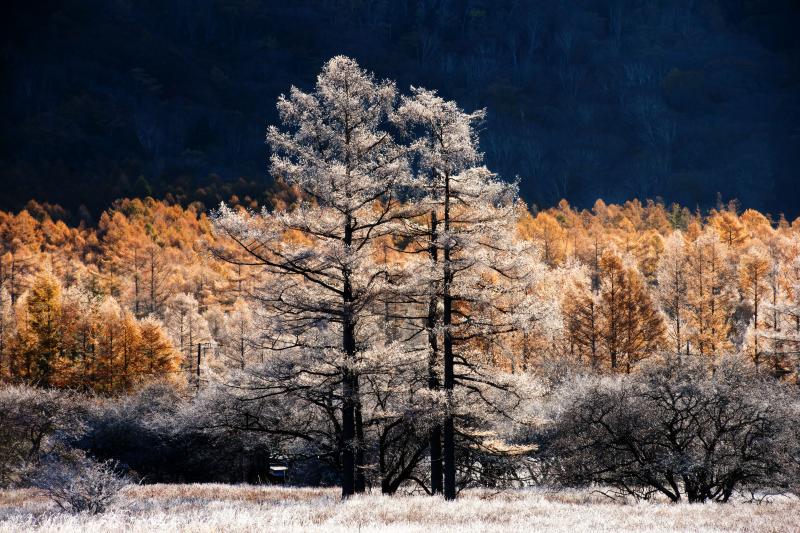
[30,452,130,515]
[208,57,558,498]
[268,55,411,214]
[212,56,422,498]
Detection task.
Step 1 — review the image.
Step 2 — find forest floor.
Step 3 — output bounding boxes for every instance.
[1,484,798,532]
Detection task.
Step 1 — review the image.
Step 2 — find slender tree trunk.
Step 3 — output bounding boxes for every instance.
[123,343,129,391]
[753,285,760,366]
[196,342,202,392]
[10,256,17,305]
[675,293,682,356]
[427,210,444,495]
[442,174,456,501]
[133,248,141,317]
[149,252,156,315]
[341,329,356,498]
[108,328,114,393]
[354,378,366,493]
[239,333,245,370]
[590,299,598,369]
[772,283,777,331]
[379,423,390,494]
[341,217,364,497]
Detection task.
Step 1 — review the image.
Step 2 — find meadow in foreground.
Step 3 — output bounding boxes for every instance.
[1,484,798,533]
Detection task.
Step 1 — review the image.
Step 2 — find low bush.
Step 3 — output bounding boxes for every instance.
[30,452,130,514]
[0,386,85,488]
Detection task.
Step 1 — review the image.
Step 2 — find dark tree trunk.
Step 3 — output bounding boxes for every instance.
[354,378,366,493]
[430,425,443,494]
[341,218,358,498]
[427,210,444,495]
[341,367,356,498]
[443,408,455,500]
[442,174,456,501]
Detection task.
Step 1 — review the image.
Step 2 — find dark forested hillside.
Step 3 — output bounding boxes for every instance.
[2,0,799,221]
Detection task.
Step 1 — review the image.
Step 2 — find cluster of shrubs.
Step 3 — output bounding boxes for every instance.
[1,355,798,513]
[0,386,127,513]
[539,356,800,503]
[0,381,288,513]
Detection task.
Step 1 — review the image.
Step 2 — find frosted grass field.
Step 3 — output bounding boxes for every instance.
[1,484,798,532]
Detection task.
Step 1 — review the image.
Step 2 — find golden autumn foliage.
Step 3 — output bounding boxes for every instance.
[2,271,182,393]
[708,209,748,248]
[738,246,772,366]
[1,196,799,388]
[519,211,566,267]
[685,230,736,356]
[565,250,665,373]
[527,199,799,376]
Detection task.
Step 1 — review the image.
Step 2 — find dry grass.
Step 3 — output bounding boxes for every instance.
[1,484,798,532]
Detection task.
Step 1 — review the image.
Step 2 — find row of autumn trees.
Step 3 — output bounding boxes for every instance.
[1,57,799,499]
[544,199,800,378]
[0,196,263,394]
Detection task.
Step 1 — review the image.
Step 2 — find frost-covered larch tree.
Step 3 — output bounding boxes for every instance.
[212,56,411,498]
[164,292,211,386]
[396,87,537,499]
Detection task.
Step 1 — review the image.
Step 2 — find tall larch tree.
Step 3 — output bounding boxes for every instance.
[213,56,411,498]
[708,209,747,249]
[136,316,181,385]
[397,87,529,499]
[760,235,800,378]
[564,268,602,368]
[0,288,10,379]
[165,293,210,387]
[21,270,63,385]
[598,251,665,372]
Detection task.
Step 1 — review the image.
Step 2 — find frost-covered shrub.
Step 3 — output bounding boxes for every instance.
[545,355,800,502]
[81,380,279,484]
[30,452,130,514]
[78,380,181,481]
[0,385,85,487]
